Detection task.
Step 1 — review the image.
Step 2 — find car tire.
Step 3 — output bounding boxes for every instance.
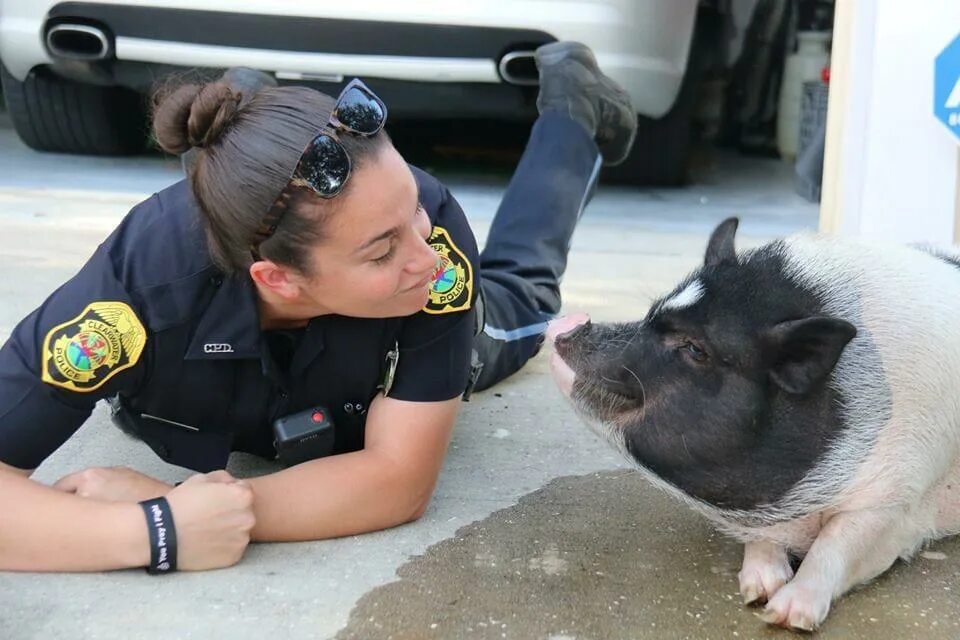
[1,64,146,155]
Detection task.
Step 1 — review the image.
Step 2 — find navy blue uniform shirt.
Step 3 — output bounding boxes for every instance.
[0,166,478,471]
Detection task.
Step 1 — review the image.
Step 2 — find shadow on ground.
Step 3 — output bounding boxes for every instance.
[337,470,960,640]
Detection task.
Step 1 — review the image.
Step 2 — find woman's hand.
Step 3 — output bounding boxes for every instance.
[166,471,256,570]
[43,468,253,571]
[53,466,173,502]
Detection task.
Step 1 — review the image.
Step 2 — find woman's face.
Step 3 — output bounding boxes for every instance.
[294,144,440,318]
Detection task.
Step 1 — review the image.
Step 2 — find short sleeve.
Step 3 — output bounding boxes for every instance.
[388,170,479,402]
[0,246,149,469]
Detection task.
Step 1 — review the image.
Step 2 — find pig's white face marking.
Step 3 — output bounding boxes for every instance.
[660,279,705,312]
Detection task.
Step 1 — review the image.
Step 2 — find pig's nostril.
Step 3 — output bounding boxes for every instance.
[554,323,591,359]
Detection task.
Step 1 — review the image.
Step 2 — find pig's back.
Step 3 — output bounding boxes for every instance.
[777,235,960,513]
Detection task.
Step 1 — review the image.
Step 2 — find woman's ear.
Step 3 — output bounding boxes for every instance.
[249,260,302,300]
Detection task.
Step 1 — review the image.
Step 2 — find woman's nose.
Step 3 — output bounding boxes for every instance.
[411,235,438,275]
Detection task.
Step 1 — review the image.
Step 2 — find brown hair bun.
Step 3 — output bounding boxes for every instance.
[153,82,242,154]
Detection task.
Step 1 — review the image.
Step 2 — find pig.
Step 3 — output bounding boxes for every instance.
[546,218,960,631]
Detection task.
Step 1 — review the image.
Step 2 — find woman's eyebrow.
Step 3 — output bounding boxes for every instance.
[355,227,400,254]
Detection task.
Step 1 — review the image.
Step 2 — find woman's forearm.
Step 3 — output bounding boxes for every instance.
[0,469,149,571]
[247,449,434,542]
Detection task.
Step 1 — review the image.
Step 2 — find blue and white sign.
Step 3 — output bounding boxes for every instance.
[935,33,960,142]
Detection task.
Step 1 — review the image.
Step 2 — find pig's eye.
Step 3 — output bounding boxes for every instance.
[681,341,708,363]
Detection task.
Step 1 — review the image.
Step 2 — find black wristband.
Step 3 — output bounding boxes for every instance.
[139,497,178,574]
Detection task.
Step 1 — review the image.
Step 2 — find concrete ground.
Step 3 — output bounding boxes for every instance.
[1,118,958,640]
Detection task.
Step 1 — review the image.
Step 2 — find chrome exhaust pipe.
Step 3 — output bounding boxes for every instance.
[46,23,111,61]
[498,50,539,86]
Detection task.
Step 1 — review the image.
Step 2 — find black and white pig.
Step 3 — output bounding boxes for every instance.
[546,218,960,631]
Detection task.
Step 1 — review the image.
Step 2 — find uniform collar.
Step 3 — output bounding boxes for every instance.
[185,274,263,360]
[289,321,326,377]
[185,273,328,373]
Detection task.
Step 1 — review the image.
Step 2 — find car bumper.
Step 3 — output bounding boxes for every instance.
[0,0,697,118]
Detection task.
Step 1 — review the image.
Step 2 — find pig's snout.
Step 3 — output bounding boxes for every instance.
[546,314,591,351]
[546,314,591,398]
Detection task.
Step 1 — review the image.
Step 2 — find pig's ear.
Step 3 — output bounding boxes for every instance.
[763,316,857,395]
[705,218,739,266]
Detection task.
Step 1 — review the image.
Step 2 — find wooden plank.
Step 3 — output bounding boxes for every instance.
[819,0,856,234]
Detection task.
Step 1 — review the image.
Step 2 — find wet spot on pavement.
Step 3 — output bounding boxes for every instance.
[336,471,960,640]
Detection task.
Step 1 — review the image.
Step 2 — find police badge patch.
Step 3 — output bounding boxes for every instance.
[41,301,147,393]
[424,226,473,315]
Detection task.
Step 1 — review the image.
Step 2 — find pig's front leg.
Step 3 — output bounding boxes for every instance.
[739,539,794,605]
[758,508,918,631]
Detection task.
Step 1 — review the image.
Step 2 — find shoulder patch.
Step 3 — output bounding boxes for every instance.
[424,225,473,315]
[41,301,147,393]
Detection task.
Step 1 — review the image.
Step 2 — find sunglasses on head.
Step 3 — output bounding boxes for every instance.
[251,78,387,260]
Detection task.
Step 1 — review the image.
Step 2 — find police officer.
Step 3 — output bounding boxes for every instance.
[0,42,636,572]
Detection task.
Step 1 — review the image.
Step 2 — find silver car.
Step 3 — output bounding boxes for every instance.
[0,1,705,183]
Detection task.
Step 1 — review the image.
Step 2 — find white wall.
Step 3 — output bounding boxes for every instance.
[822,0,960,243]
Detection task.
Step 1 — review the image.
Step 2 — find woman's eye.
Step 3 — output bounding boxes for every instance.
[373,246,396,265]
[682,342,708,362]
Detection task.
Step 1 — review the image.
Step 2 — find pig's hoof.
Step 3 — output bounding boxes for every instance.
[739,545,794,605]
[740,567,791,605]
[757,581,830,632]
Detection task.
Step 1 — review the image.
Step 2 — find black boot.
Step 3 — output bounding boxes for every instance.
[534,42,637,166]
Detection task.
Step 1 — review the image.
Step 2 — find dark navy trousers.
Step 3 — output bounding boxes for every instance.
[471,112,601,391]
